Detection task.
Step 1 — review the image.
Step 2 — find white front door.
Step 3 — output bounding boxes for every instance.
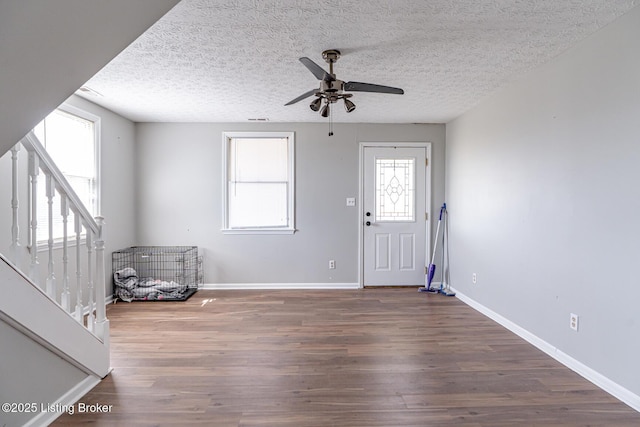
[362,145,427,286]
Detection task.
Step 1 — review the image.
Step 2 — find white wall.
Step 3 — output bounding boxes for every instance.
[446,6,640,398]
[135,122,446,285]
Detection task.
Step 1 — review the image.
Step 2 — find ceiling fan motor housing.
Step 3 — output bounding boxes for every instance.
[321,79,343,93]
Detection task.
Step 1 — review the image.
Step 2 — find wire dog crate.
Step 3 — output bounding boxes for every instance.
[112,246,200,301]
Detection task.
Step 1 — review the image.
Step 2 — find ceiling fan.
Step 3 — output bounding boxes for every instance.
[285,49,404,123]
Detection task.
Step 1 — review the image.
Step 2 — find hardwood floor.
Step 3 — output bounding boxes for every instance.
[53,289,640,426]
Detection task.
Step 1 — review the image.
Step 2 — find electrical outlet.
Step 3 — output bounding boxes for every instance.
[329,260,336,269]
[570,313,579,331]
[472,273,477,284]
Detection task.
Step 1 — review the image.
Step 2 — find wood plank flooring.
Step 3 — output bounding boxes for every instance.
[53,289,640,426]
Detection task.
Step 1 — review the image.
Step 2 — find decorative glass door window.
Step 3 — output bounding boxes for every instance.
[375,158,415,221]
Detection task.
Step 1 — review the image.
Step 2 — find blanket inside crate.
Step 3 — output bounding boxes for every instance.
[114,267,187,301]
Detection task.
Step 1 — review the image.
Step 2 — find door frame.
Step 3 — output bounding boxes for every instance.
[358,142,432,288]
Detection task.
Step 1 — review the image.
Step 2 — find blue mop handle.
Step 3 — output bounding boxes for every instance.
[439,203,446,220]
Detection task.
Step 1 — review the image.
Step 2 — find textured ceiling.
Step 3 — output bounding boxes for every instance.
[78,0,639,124]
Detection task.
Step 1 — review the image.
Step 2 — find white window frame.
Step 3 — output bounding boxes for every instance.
[32,103,101,250]
[222,131,295,234]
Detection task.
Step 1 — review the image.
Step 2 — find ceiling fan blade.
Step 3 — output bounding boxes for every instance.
[299,57,335,82]
[284,88,317,106]
[344,81,404,95]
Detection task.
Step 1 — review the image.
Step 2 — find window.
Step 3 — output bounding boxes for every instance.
[375,158,415,222]
[33,104,100,245]
[222,132,295,234]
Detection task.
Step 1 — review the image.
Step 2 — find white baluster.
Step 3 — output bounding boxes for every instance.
[45,173,56,299]
[10,144,21,266]
[86,230,95,332]
[28,151,39,285]
[94,216,109,345]
[74,213,83,324]
[60,194,71,312]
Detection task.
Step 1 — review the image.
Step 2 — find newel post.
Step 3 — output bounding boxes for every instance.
[45,173,56,298]
[94,216,109,345]
[28,151,39,284]
[9,144,21,266]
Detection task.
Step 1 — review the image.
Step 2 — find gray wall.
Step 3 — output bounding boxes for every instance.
[69,96,139,294]
[0,319,88,427]
[135,122,446,284]
[0,95,138,297]
[446,6,640,396]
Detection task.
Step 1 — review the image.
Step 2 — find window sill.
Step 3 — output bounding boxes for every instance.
[221,228,296,235]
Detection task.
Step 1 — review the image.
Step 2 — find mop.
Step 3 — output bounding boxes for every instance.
[419,203,446,293]
[437,203,455,297]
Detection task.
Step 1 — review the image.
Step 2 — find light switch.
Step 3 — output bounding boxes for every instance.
[346,197,356,207]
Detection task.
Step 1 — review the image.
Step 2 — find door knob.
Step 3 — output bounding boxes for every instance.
[366,221,371,226]
[366,212,371,217]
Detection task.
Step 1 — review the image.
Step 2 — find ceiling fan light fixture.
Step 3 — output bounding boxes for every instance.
[310,97,322,112]
[344,98,356,113]
[320,103,330,117]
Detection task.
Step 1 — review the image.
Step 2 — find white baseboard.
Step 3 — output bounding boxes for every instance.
[452,288,640,413]
[24,374,101,427]
[200,282,360,290]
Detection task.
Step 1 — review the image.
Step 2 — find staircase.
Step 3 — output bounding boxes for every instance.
[1,133,109,427]
[0,2,181,425]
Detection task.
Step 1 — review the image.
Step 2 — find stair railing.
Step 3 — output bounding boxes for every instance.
[7,131,109,344]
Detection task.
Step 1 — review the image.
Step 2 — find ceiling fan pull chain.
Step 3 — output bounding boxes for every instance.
[329,101,334,136]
